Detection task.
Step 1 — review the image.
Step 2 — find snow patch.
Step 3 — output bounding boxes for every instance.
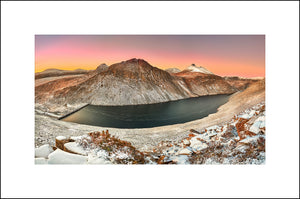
[35,144,53,158]
[48,149,88,164]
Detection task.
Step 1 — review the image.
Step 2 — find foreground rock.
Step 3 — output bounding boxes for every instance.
[151,102,266,165]
[48,149,88,164]
[35,144,53,158]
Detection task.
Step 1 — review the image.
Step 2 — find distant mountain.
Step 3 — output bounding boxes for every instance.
[184,64,214,75]
[173,64,236,96]
[165,68,181,74]
[35,68,89,79]
[35,58,237,106]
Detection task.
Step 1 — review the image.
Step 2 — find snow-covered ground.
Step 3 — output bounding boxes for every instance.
[35,102,265,164]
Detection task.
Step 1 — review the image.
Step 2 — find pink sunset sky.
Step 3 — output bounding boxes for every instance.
[35,35,265,77]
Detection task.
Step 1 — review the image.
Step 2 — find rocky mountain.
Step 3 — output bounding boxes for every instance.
[35,58,237,106]
[173,65,236,96]
[165,68,181,74]
[35,68,89,80]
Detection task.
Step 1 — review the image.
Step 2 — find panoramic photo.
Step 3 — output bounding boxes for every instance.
[34,35,265,164]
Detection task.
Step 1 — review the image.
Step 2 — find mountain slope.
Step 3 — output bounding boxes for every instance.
[173,67,236,96]
[165,68,181,74]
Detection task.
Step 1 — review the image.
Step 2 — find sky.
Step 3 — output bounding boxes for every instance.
[35,35,265,77]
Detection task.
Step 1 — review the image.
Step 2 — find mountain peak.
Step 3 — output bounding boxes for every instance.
[109,58,154,72]
[93,63,109,74]
[124,58,150,66]
[185,64,214,75]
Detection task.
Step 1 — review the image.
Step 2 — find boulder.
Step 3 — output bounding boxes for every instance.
[48,149,88,164]
[191,142,208,152]
[55,136,73,150]
[64,142,87,156]
[182,139,191,146]
[249,116,265,134]
[35,144,53,158]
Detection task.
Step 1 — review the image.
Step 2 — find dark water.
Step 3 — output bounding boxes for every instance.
[61,94,230,129]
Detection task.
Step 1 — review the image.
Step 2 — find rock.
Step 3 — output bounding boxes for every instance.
[35,157,48,164]
[191,142,208,152]
[182,139,190,146]
[55,136,72,150]
[238,135,265,145]
[172,155,189,164]
[249,116,265,134]
[35,144,53,158]
[64,142,87,156]
[157,155,166,164]
[48,149,88,164]
[190,129,202,134]
[178,148,193,155]
[188,133,196,137]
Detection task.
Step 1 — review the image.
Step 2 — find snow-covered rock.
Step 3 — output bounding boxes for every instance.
[48,149,88,164]
[178,148,193,155]
[64,142,87,156]
[56,136,67,141]
[238,135,265,144]
[70,135,82,141]
[171,155,189,164]
[87,153,111,164]
[35,144,53,158]
[35,157,48,164]
[191,142,208,152]
[183,139,190,146]
[249,116,265,134]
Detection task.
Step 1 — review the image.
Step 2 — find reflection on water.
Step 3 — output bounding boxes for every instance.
[61,94,230,129]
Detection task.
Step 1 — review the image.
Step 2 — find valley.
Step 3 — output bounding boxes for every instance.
[34,59,265,164]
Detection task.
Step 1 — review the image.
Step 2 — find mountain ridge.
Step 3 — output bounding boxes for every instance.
[35,58,239,106]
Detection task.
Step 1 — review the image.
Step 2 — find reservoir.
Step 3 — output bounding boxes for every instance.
[60,94,230,129]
